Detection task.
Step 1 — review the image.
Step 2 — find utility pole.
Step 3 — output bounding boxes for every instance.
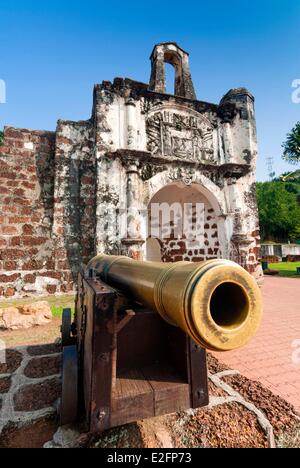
[266,157,275,181]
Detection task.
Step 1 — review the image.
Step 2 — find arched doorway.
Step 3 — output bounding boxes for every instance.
[146,182,222,262]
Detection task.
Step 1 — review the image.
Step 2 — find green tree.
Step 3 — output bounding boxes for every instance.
[257,181,300,242]
[0,130,3,144]
[282,122,300,164]
[277,172,300,202]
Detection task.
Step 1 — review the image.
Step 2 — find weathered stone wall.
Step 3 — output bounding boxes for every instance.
[52,119,96,286]
[0,123,96,298]
[147,183,220,263]
[91,68,262,281]
[0,128,57,297]
[160,207,220,263]
[0,42,263,298]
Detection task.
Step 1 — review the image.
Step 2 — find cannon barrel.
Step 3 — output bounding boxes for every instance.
[87,255,262,352]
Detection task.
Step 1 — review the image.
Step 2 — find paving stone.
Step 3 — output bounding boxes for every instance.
[44,427,83,449]
[222,374,300,439]
[0,416,58,449]
[0,349,23,375]
[166,403,268,448]
[14,377,61,412]
[214,277,300,414]
[27,343,61,357]
[0,376,12,394]
[208,380,228,398]
[24,355,61,379]
[207,353,230,375]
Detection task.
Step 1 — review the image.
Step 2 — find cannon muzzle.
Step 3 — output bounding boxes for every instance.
[87,255,262,352]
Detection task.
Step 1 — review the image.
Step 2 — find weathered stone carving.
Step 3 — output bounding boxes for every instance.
[218,102,237,124]
[140,163,166,181]
[146,110,214,163]
[168,166,196,186]
[127,125,135,148]
[140,97,164,115]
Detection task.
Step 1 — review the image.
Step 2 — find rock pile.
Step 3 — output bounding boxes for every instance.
[0,302,52,330]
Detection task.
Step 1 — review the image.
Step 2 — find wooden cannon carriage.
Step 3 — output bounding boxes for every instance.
[60,255,262,432]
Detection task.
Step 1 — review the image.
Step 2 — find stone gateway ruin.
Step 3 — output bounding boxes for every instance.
[0,42,262,298]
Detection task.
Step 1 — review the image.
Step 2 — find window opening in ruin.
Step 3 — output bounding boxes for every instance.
[165,62,176,95]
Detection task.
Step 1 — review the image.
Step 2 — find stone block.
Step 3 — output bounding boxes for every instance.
[0,301,52,330]
[14,377,61,411]
[24,355,61,379]
[0,376,12,394]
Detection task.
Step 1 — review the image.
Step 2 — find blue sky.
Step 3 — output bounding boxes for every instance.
[0,0,300,181]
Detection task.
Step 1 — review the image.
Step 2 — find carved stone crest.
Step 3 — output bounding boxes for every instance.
[168,167,196,186]
[146,109,215,163]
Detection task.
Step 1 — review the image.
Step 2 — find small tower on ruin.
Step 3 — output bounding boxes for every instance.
[149,42,197,99]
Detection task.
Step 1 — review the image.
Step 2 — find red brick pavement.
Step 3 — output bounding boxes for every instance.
[214,276,300,413]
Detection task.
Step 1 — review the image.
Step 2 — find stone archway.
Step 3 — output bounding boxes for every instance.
[145,182,225,263]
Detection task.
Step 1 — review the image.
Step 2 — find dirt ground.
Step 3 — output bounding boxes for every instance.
[0,317,61,348]
[0,293,73,347]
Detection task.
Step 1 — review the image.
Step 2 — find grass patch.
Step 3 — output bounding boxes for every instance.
[268,262,300,278]
[0,294,76,318]
[50,305,75,318]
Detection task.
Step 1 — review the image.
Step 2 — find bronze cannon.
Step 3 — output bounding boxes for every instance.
[60,256,262,431]
[87,255,262,352]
